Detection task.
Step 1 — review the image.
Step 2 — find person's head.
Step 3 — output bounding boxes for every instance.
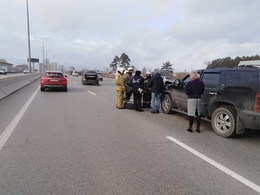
[146,71,151,78]
[135,70,141,76]
[118,67,125,74]
[128,67,133,74]
[189,70,200,79]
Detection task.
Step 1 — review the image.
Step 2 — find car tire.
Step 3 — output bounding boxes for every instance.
[211,106,236,138]
[161,94,173,114]
[64,87,67,92]
[40,87,44,91]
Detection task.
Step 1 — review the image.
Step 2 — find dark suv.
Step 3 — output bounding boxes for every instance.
[82,70,100,85]
[161,66,260,138]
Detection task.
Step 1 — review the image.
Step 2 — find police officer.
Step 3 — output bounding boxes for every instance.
[115,67,126,109]
[130,70,144,112]
[142,71,152,108]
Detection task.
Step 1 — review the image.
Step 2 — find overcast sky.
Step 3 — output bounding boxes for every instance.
[1,0,260,72]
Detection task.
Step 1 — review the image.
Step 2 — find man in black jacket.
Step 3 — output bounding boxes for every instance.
[130,70,144,112]
[148,68,164,113]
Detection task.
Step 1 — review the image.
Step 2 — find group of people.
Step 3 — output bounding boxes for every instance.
[115,67,205,133]
[115,67,164,113]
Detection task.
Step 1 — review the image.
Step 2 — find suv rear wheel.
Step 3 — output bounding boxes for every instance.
[161,94,173,114]
[211,106,236,138]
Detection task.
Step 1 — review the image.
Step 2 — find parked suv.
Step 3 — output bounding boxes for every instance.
[161,66,260,138]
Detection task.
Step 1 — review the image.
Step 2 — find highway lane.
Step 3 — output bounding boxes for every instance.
[0,75,260,194]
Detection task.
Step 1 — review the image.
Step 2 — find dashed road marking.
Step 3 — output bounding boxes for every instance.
[88,90,96,95]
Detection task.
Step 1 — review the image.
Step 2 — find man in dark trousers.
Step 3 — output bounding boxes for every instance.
[148,68,164,113]
[142,71,152,108]
[130,70,144,112]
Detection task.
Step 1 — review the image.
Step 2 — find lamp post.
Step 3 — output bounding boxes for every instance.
[34,37,51,72]
[26,0,32,73]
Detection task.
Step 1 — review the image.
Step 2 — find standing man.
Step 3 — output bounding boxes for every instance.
[142,71,152,108]
[123,67,134,102]
[148,68,164,114]
[115,67,126,109]
[130,70,144,112]
[185,70,205,133]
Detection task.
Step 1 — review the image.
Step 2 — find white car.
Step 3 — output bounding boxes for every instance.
[72,71,79,76]
[162,76,175,85]
[23,69,29,74]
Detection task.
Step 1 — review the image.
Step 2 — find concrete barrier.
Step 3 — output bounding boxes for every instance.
[0,73,41,100]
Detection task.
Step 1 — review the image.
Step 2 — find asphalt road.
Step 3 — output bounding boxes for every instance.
[0,75,260,195]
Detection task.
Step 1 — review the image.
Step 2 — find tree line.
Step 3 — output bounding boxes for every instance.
[207,55,260,68]
[109,53,260,76]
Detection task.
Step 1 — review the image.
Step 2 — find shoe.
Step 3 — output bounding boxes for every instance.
[187,128,192,132]
[156,111,159,113]
[151,111,155,113]
[118,107,124,109]
[196,128,200,133]
[138,110,144,112]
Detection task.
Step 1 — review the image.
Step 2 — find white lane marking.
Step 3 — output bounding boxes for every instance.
[166,136,260,193]
[88,90,96,95]
[0,88,38,151]
[73,82,76,85]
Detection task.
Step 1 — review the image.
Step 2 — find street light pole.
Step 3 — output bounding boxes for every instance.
[34,37,51,72]
[26,0,32,73]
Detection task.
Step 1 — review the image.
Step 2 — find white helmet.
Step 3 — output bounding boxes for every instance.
[128,67,133,71]
[118,67,125,74]
[146,71,151,75]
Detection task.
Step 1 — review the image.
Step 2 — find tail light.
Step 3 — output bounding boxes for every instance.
[254,92,260,113]
[83,76,86,80]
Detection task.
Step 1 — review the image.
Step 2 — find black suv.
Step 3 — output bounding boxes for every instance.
[82,70,100,85]
[161,66,260,138]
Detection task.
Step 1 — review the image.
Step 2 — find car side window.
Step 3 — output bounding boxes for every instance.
[201,73,220,88]
[183,76,190,86]
[226,70,257,91]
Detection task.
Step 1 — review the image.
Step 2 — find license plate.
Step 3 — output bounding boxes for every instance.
[50,79,58,82]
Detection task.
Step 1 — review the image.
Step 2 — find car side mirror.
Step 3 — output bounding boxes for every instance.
[65,75,67,77]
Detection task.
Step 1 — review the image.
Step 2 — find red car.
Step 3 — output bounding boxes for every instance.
[40,71,67,92]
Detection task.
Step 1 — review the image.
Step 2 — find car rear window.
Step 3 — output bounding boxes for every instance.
[45,72,63,77]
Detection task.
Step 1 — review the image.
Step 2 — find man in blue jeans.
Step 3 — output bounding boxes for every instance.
[148,68,164,113]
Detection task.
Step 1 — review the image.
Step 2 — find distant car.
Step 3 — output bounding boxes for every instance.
[162,76,175,85]
[72,70,79,76]
[97,72,103,81]
[0,69,7,75]
[23,69,29,74]
[40,70,68,92]
[82,70,100,85]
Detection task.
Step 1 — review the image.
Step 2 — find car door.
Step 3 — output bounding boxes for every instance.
[200,70,221,117]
